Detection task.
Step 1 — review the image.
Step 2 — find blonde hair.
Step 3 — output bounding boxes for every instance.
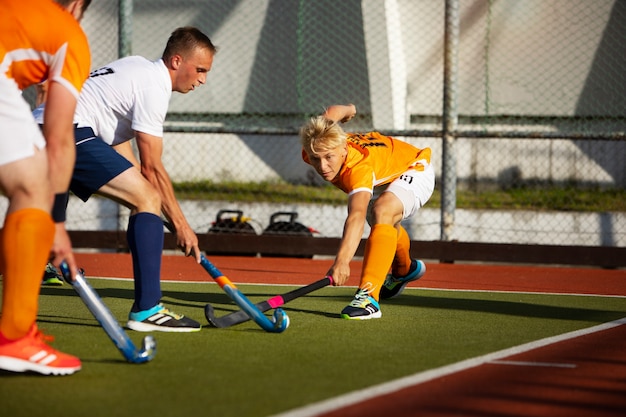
[300,116,347,154]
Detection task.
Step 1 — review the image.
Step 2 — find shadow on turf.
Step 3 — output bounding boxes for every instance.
[213,290,620,324]
[40,285,231,307]
[40,284,618,323]
[383,292,621,322]
[37,314,104,329]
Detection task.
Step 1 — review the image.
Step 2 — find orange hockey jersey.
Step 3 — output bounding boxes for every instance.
[303,131,432,195]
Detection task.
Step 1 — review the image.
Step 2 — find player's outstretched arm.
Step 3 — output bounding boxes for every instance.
[328,191,370,286]
[42,81,80,277]
[323,104,356,123]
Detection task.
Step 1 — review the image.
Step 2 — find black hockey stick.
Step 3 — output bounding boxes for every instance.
[205,276,333,328]
[199,254,290,332]
[59,262,156,363]
[163,220,289,333]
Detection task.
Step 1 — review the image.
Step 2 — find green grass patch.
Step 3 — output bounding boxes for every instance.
[174,180,347,205]
[174,181,626,212]
[1,278,625,417]
[453,185,626,212]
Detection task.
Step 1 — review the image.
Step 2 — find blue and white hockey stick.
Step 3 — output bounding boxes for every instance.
[205,276,332,328]
[199,254,289,333]
[162,220,288,333]
[59,262,156,363]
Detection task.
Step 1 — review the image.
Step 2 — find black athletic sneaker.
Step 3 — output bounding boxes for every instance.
[379,260,426,300]
[42,263,64,286]
[127,304,201,332]
[341,288,382,320]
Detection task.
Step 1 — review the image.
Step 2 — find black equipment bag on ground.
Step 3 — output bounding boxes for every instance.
[261,212,313,258]
[207,209,257,256]
[208,209,256,235]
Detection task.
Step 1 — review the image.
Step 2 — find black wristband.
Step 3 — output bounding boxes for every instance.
[51,192,69,223]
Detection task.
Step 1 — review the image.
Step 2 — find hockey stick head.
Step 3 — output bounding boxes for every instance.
[204,303,222,328]
[115,333,157,364]
[132,335,157,363]
[59,261,157,364]
[272,308,289,331]
[204,303,289,331]
[221,285,289,333]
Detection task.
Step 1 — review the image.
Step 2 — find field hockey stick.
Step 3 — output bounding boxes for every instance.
[162,220,289,333]
[205,276,333,328]
[59,261,156,364]
[199,254,290,333]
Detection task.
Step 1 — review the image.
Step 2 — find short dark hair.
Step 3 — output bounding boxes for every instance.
[162,27,217,60]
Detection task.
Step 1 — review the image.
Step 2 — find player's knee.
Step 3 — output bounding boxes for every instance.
[137,187,161,214]
[370,203,398,225]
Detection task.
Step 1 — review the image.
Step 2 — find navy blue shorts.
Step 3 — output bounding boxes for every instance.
[70,127,133,202]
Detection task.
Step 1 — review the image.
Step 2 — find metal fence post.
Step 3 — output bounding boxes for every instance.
[441,0,460,242]
[119,0,133,58]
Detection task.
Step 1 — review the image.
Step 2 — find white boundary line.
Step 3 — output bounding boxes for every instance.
[269,316,626,417]
[92,277,626,299]
[415,286,626,299]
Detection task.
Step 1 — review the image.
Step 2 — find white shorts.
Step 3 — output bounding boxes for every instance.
[0,78,46,166]
[368,163,435,222]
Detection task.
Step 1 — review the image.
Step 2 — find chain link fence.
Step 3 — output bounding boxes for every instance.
[9,0,626,250]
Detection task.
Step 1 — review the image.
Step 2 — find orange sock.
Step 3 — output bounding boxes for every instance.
[0,208,54,340]
[360,224,397,301]
[391,225,412,277]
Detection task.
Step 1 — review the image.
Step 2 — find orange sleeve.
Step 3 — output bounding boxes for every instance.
[0,0,91,94]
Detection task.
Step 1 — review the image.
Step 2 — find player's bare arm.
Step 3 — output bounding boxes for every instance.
[135,131,201,262]
[329,191,370,286]
[41,80,79,276]
[42,82,77,196]
[323,104,356,123]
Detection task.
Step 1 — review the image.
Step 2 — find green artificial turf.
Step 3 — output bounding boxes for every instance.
[1,278,625,417]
